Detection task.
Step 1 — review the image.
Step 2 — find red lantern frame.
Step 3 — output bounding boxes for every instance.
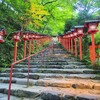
[12,31,21,42]
[84,20,100,34]
[74,26,84,37]
[0,29,6,43]
[84,20,100,65]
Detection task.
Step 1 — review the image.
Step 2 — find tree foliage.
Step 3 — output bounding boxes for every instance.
[0,0,100,67]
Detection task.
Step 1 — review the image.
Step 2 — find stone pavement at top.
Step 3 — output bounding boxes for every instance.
[0,43,100,100]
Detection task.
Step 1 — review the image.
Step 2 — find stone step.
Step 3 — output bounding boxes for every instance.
[1,68,100,74]
[18,61,84,65]
[50,52,67,54]
[0,83,100,100]
[26,57,77,60]
[0,83,41,99]
[21,61,69,64]
[35,78,100,90]
[1,43,99,100]
[0,93,29,100]
[32,51,68,54]
[0,73,100,79]
[23,59,77,62]
[51,50,67,52]
[0,93,39,100]
[0,77,36,85]
[31,56,72,59]
[32,53,72,56]
[50,49,66,50]
[32,53,69,58]
[14,64,87,69]
[0,77,100,90]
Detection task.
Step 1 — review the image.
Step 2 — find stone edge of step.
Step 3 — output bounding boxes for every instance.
[0,88,100,100]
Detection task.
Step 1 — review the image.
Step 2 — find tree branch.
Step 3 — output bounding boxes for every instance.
[43,0,57,6]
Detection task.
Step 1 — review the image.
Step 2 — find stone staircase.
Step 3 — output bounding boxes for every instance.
[0,43,100,100]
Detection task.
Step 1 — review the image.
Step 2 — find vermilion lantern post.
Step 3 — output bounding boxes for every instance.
[22,32,29,58]
[74,26,84,60]
[64,35,66,49]
[62,35,66,50]
[73,29,78,57]
[28,32,33,55]
[32,33,35,53]
[57,36,59,42]
[63,35,66,50]
[67,31,71,52]
[35,34,39,50]
[61,35,64,47]
[84,20,100,64]
[8,31,21,100]
[39,35,42,46]
[41,35,44,46]
[0,28,6,43]
[61,35,63,47]
[12,31,21,62]
[70,29,74,54]
[65,33,69,51]
[39,34,42,47]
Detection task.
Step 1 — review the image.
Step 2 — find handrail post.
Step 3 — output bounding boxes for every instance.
[27,57,30,87]
[8,64,14,100]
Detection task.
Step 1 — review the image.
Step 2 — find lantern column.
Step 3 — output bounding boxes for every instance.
[22,32,29,58]
[28,32,33,55]
[73,30,78,57]
[70,29,74,54]
[84,20,100,65]
[12,31,21,62]
[74,26,84,60]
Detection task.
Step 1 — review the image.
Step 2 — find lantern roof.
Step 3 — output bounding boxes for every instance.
[63,32,67,35]
[70,29,74,32]
[12,31,22,36]
[23,31,30,34]
[31,32,37,35]
[84,20,100,27]
[58,34,63,36]
[74,25,84,29]
[67,31,72,34]
[85,20,100,23]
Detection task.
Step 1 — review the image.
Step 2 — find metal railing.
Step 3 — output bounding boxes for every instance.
[6,31,52,100]
[7,44,53,100]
